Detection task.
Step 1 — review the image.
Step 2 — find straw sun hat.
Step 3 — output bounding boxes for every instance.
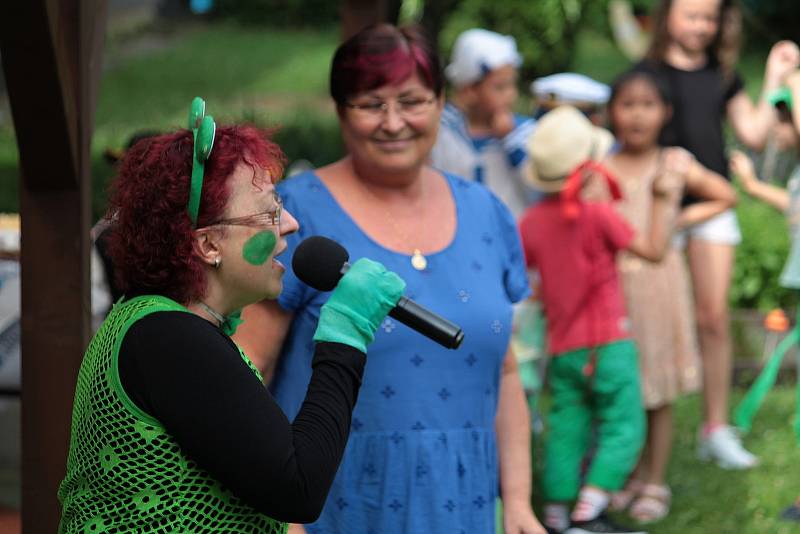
[524,105,614,193]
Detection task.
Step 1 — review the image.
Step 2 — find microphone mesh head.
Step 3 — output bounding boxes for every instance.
[291,236,349,291]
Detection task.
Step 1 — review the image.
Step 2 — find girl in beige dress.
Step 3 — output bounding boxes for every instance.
[603,71,737,523]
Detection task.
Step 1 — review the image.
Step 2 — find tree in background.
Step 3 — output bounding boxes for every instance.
[741,0,800,47]
[438,0,596,80]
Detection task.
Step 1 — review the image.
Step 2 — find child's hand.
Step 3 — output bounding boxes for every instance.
[786,69,800,91]
[581,171,614,202]
[653,149,689,200]
[491,110,515,138]
[729,150,758,192]
[766,40,800,85]
[663,147,692,178]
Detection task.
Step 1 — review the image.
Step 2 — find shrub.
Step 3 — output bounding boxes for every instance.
[272,113,344,172]
[732,193,799,311]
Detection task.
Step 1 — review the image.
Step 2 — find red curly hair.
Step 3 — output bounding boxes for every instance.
[108,125,286,303]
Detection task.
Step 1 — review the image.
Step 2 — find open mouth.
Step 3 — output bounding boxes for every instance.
[272,244,288,268]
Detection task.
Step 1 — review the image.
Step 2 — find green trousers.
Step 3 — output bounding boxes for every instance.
[543,340,645,501]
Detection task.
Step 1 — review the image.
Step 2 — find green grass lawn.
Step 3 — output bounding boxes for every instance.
[642,389,797,534]
[521,387,799,534]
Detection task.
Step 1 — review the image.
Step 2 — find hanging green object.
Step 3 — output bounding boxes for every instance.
[734,308,800,444]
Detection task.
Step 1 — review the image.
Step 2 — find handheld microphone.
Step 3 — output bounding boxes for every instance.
[292,236,465,349]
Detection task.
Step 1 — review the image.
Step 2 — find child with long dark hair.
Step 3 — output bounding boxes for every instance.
[603,71,736,523]
[635,0,799,469]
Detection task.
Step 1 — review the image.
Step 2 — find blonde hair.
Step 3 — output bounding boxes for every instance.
[646,0,742,77]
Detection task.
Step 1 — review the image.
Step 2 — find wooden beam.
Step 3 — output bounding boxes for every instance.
[1,2,78,190]
[0,1,106,532]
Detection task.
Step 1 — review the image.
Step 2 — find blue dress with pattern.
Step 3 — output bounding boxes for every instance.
[271,170,529,534]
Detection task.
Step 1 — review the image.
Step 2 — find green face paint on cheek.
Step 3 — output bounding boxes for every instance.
[242,231,277,265]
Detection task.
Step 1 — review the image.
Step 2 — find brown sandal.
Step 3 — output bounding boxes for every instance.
[629,484,671,523]
[610,479,643,511]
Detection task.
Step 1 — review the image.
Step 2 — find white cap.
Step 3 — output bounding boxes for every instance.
[530,72,610,105]
[445,29,522,87]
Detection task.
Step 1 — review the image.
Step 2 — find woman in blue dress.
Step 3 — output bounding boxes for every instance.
[235,24,544,534]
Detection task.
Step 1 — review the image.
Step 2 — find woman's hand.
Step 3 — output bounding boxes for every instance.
[313,258,405,353]
[729,149,758,193]
[503,499,548,534]
[765,40,800,87]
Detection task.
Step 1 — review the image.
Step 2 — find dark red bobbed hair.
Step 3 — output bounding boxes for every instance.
[329,24,443,108]
[108,125,286,303]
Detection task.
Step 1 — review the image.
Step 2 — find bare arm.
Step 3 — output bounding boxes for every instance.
[727,41,800,150]
[729,149,790,212]
[626,153,683,261]
[678,158,738,228]
[496,349,546,534]
[233,299,294,382]
[727,91,778,151]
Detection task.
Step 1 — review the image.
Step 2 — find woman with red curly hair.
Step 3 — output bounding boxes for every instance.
[57,119,406,533]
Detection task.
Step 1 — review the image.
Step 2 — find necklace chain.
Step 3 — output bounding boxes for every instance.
[360,181,429,270]
[199,301,225,327]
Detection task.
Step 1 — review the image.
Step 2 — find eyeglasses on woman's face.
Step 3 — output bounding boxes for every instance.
[344,95,437,119]
[211,190,283,228]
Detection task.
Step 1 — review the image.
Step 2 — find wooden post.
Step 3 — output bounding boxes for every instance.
[0,1,106,531]
[340,0,390,41]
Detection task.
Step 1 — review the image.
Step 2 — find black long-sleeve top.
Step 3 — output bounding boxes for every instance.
[118,311,364,523]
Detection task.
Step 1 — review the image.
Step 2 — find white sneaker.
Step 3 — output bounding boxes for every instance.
[697,425,758,469]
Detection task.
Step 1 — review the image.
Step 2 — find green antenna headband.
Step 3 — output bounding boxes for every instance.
[187,97,216,227]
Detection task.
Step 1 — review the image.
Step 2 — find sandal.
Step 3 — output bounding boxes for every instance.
[609,479,643,512]
[629,483,671,523]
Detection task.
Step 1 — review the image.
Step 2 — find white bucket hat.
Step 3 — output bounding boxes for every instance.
[445,29,522,87]
[524,106,614,193]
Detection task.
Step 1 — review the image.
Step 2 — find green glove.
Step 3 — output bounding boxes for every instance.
[313,258,406,353]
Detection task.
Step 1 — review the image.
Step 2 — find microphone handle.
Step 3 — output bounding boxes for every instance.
[340,262,464,349]
[388,297,464,349]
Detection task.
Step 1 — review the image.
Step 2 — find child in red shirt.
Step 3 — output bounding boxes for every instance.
[519,106,682,534]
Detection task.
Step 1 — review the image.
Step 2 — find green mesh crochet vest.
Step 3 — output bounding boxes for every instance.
[58,295,287,534]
